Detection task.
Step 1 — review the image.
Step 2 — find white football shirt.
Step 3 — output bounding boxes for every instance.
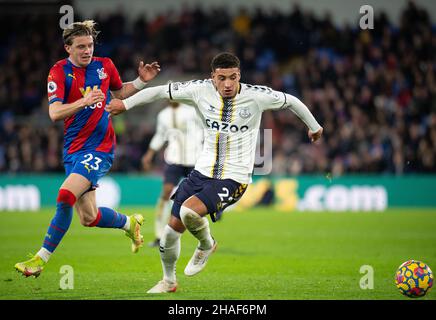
[124,79,322,184]
[167,80,321,184]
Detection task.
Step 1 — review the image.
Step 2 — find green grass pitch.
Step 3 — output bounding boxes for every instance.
[0,207,435,300]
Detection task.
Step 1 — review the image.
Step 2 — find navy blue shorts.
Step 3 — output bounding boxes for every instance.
[171,170,248,222]
[163,164,194,185]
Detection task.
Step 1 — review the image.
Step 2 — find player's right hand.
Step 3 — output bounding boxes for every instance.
[308,127,323,143]
[82,88,105,107]
[105,98,126,116]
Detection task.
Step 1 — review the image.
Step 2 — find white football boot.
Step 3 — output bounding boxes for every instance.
[184,240,217,276]
[147,279,178,293]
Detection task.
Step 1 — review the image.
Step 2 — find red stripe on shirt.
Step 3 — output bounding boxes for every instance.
[64,67,86,138]
[47,59,67,103]
[95,66,115,153]
[67,108,104,154]
[96,118,115,152]
[94,57,123,91]
[64,114,75,134]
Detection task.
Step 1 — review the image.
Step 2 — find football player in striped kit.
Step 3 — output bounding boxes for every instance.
[106,52,323,293]
[14,20,161,278]
[141,101,203,247]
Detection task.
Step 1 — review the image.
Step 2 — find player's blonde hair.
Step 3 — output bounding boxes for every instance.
[62,20,100,45]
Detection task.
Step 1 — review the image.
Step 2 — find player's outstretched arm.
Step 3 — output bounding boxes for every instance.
[285,94,323,143]
[49,88,105,121]
[112,61,161,100]
[105,84,169,116]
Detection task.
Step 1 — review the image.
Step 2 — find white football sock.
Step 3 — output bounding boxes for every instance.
[37,247,52,263]
[155,198,173,239]
[180,206,213,250]
[154,198,165,239]
[160,200,172,236]
[160,225,182,283]
[122,216,131,231]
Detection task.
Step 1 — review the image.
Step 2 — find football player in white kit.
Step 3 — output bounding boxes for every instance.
[106,52,323,293]
[141,100,203,247]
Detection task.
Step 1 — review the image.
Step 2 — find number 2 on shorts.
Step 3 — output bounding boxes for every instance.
[218,187,230,203]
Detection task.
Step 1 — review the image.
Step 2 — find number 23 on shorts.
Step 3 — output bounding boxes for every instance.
[80,153,102,171]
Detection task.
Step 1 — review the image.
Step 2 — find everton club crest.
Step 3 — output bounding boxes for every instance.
[239,107,251,119]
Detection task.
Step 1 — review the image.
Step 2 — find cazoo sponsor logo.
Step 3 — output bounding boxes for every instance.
[205,119,249,133]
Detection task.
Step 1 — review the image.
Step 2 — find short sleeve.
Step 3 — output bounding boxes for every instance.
[47,65,65,104]
[246,85,287,112]
[106,58,123,91]
[168,80,205,106]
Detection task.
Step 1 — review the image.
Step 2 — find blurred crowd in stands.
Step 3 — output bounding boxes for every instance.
[0,1,435,175]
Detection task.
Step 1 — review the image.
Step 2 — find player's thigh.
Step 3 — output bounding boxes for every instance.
[63,152,112,223]
[195,179,248,221]
[170,173,201,220]
[65,152,113,192]
[182,195,208,217]
[168,215,186,233]
[60,173,93,199]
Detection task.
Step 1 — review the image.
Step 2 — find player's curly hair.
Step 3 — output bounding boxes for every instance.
[211,52,240,71]
[62,20,100,45]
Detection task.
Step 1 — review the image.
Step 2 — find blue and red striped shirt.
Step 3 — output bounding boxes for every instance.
[47,57,122,161]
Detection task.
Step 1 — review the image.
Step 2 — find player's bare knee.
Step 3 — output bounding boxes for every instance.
[182,196,208,216]
[80,218,91,227]
[79,218,89,226]
[168,216,186,233]
[80,215,95,227]
[180,206,206,231]
[79,210,98,227]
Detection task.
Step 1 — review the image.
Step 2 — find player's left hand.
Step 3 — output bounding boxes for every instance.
[138,61,161,82]
[105,98,126,116]
[308,127,323,143]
